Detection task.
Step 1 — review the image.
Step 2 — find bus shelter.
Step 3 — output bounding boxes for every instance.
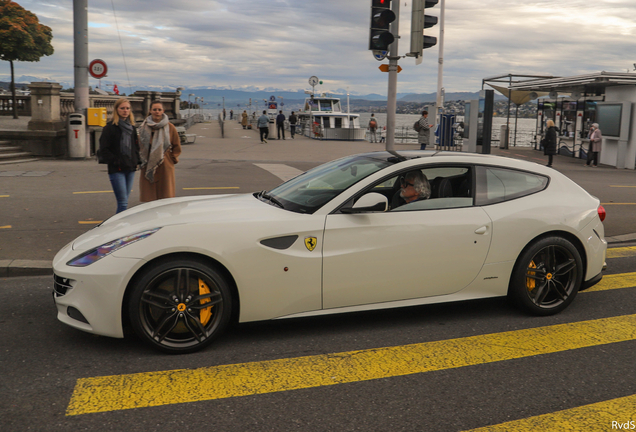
[508,72,636,169]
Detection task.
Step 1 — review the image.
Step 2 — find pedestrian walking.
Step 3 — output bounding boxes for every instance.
[230,109,233,120]
[241,110,248,129]
[586,123,602,167]
[257,110,270,143]
[368,114,378,143]
[416,110,432,150]
[543,119,558,167]
[380,126,386,143]
[276,110,286,140]
[289,111,298,138]
[138,100,182,202]
[98,97,141,213]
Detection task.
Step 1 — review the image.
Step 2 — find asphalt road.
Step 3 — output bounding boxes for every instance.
[1,246,635,431]
[2,122,636,430]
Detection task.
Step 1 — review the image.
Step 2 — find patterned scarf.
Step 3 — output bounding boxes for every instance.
[118,118,133,158]
[139,114,170,183]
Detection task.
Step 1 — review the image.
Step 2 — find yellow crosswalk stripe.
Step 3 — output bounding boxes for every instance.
[182,187,240,190]
[463,394,636,431]
[606,246,636,259]
[586,271,636,292]
[66,314,636,416]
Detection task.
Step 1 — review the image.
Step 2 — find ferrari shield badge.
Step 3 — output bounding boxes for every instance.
[304,237,317,251]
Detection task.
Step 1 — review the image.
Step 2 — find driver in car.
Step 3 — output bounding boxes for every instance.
[391,170,431,210]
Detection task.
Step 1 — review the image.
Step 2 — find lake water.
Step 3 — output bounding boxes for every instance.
[192,109,538,147]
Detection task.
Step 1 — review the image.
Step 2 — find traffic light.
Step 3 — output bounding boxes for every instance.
[369,0,396,51]
[407,0,438,58]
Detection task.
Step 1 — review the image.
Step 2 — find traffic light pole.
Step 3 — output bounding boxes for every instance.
[435,0,445,122]
[385,0,399,152]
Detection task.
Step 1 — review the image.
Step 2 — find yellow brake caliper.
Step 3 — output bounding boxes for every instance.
[198,279,213,325]
[527,261,536,291]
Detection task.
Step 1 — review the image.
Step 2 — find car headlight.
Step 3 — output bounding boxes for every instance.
[67,228,161,267]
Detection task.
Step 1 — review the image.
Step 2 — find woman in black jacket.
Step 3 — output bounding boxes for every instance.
[98,98,141,213]
[543,119,558,167]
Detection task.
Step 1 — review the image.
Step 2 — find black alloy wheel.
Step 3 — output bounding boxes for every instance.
[129,259,232,354]
[510,236,583,316]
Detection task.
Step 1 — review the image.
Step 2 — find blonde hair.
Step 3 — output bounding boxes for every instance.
[546,120,555,128]
[111,98,135,126]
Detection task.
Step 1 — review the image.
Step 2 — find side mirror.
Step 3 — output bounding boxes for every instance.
[341,192,388,214]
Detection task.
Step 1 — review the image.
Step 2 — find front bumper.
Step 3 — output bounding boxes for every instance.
[52,241,144,338]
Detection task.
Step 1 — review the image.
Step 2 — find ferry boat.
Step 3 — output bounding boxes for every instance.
[297,93,365,141]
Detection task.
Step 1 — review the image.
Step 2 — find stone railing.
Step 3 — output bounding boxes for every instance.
[0,95,31,116]
[59,91,181,122]
[1,82,183,131]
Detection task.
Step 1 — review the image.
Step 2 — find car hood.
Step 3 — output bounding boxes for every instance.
[71,194,282,251]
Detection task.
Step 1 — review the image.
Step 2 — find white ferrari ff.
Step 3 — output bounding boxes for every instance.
[53,151,606,353]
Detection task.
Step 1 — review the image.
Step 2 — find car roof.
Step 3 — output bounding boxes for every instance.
[359,150,514,164]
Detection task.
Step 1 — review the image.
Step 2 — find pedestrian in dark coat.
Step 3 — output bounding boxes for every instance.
[543,119,558,167]
[98,97,140,213]
[276,110,286,140]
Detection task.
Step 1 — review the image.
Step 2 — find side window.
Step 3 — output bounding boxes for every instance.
[352,165,474,212]
[475,166,548,205]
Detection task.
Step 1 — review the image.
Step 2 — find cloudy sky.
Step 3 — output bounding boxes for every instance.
[1,0,635,96]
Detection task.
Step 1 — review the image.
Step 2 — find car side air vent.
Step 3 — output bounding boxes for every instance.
[260,235,299,250]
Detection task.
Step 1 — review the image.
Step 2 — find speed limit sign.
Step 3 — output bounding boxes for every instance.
[89,59,108,79]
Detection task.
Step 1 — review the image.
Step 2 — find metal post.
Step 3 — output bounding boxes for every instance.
[435,0,445,123]
[73,0,89,158]
[385,0,400,152]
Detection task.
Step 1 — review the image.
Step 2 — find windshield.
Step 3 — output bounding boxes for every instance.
[266,155,392,214]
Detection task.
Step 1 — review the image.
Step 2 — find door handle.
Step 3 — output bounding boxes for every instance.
[474,226,488,235]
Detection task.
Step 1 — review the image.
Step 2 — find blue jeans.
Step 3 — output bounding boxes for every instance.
[109,171,136,213]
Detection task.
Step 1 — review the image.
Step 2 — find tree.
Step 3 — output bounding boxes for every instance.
[0,0,54,119]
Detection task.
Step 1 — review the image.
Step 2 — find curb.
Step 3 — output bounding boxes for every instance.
[0,260,52,278]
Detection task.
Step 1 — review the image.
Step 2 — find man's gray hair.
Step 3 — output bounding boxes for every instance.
[405,170,431,199]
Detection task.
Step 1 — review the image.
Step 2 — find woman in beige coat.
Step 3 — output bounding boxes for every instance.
[138,101,182,202]
[241,110,248,129]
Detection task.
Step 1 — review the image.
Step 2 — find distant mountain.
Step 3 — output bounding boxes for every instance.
[399,91,507,103]
[181,88,393,104]
[0,78,505,106]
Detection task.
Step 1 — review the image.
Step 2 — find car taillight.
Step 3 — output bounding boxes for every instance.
[598,205,606,222]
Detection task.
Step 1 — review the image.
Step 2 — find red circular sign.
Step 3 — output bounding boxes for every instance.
[89,59,108,79]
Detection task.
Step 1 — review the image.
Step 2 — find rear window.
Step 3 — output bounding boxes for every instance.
[475,166,548,205]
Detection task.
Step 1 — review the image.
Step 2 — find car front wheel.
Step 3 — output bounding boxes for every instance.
[510,236,583,316]
[128,258,232,354]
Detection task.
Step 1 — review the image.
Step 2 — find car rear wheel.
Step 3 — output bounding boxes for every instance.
[510,236,583,316]
[128,258,232,354]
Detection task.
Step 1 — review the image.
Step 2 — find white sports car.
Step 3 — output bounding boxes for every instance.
[52,151,607,353]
